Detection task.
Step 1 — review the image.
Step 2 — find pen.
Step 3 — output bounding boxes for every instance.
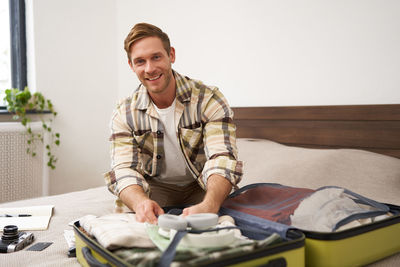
[0,214,32,217]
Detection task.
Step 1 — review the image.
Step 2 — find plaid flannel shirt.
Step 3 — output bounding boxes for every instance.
[104,71,243,197]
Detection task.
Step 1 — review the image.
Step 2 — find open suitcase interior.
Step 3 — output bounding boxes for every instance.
[220,183,400,267]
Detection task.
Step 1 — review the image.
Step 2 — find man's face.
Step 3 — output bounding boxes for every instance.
[128,36,175,96]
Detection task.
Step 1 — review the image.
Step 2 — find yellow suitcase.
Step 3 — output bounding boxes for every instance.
[220,183,400,267]
[73,219,305,267]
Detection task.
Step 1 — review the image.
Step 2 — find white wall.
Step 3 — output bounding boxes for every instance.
[21,0,399,195]
[117,0,400,106]
[27,0,118,194]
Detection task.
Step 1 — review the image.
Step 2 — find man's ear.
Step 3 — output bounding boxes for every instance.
[169,47,176,64]
[128,59,135,72]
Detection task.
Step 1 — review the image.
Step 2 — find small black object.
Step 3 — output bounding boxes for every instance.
[0,214,31,217]
[166,208,183,215]
[27,242,53,251]
[68,246,76,257]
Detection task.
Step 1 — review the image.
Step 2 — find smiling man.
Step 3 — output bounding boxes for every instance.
[104,23,243,224]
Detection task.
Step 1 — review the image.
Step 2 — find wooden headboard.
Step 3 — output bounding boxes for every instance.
[232,104,400,159]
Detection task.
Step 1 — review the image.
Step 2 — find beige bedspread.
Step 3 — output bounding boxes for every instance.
[0,187,115,266]
[0,138,399,266]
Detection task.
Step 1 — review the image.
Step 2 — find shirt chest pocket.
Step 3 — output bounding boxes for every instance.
[134,130,155,175]
[179,126,206,170]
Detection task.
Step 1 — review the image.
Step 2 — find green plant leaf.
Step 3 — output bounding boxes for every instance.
[4,87,60,169]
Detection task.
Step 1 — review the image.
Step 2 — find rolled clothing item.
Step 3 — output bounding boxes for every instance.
[79,213,155,250]
[218,215,245,240]
[290,188,390,232]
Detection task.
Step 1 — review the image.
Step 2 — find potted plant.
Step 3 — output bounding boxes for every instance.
[3,87,60,169]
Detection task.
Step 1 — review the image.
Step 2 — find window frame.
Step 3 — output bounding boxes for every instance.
[1,0,27,110]
[9,0,27,91]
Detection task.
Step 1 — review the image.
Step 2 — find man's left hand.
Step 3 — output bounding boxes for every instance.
[182,174,232,216]
[182,200,218,216]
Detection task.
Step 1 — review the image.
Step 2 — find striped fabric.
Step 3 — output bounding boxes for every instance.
[104,71,243,200]
[79,214,155,250]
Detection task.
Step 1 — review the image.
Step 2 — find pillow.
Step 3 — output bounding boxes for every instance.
[237,138,400,205]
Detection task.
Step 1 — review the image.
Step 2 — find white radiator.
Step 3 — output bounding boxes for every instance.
[0,122,49,203]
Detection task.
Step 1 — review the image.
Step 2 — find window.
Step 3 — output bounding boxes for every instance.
[0,1,11,105]
[0,0,27,108]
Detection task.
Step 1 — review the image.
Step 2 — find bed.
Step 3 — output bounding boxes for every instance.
[1,104,399,266]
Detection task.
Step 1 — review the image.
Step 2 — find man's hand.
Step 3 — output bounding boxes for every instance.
[182,174,232,216]
[134,199,164,224]
[119,185,164,224]
[182,200,218,216]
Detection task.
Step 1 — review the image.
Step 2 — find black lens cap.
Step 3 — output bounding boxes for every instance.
[2,225,19,241]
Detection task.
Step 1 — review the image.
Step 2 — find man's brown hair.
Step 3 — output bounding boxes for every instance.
[124,23,171,61]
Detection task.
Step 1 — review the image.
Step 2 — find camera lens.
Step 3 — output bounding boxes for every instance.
[2,225,19,241]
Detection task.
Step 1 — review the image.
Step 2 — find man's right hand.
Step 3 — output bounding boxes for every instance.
[134,199,164,224]
[119,185,164,224]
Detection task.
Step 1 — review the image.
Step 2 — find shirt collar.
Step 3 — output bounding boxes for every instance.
[174,70,192,103]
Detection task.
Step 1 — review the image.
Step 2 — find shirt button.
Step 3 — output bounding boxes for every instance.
[156,130,162,135]
[156,155,162,159]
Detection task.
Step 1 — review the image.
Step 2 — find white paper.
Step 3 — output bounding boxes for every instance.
[63,229,75,248]
[0,205,54,230]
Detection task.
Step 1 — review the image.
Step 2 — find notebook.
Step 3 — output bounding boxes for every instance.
[0,205,54,231]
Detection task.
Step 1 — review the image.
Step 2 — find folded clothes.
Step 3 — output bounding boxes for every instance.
[290,188,390,232]
[114,226,281,267]
[79,213,156,250]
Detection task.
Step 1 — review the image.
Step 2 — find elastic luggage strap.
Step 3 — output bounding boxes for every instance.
[317,186,390,231]
[159,230,186,267]
[317,186,389,211]
[219,207,291,238]
[228,182,286,198]
[158,225,279,267]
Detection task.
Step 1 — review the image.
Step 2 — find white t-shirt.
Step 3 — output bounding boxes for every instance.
[152,99,193,186]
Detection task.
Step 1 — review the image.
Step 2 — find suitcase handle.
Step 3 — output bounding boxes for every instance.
[81,246,111,267]
[257,257,287,267]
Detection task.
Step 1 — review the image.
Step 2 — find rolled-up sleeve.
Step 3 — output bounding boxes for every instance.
[201,89,243,187]
[104,102,149,196]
